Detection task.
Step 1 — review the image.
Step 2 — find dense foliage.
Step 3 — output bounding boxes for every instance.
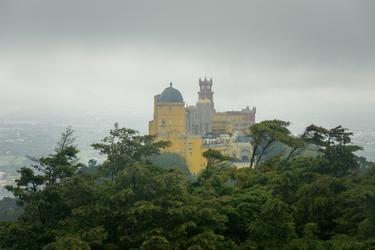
[1,122,374,249]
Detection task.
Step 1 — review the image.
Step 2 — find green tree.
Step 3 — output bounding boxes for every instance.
[248,196,296,248]
[1,121,374,249]
[5,127,83,226]
[203,149,231,166]
[92,123,170,182]
[43,236,91,250]
[151,152,189,174]
[249,120,296,166]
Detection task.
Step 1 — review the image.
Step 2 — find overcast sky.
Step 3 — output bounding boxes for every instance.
[0,0,374,132]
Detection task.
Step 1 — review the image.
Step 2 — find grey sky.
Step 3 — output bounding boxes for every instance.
[0,0,374,132]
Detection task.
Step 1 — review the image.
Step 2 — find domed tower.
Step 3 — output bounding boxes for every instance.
[159,83,184,103]
[149,83,187,137]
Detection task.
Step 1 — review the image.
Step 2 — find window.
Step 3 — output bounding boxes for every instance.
[161,119,166,127]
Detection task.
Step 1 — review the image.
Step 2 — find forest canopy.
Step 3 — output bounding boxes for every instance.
[0,121,374,249]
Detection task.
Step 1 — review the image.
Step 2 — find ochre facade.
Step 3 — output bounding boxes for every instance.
[149,84,207,174]
[149,79,256,174]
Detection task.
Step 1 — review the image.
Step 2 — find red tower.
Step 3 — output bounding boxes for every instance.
[198,77,214,109]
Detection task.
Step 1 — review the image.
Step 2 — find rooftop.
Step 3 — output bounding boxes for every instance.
[159,83,184,103]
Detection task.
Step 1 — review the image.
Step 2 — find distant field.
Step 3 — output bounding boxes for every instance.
[0,152,103,200]
[0,155,28,167]
[0,156,30,180]
[0,152,103,171]
[359,147,375,161]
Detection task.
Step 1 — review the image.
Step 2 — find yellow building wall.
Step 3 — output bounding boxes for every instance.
[148,88,255,174]
[159,136,186,155]
[212,113,251,134]
[155,103,186,136]
[149,101,254,174]
[149,100,207,174]
[157,135,207,174]
[212,121,233,134]
[214,112,249,122]
[184,137,207,175]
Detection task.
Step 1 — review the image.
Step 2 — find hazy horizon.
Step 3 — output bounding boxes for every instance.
[1,0,374,134]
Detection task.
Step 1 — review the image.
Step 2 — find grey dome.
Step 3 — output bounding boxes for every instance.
[159,83,184,103]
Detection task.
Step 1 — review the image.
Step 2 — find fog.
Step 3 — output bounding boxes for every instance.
[1,0,374,133]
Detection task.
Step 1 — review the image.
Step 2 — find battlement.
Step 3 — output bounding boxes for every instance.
[199,77,213,85]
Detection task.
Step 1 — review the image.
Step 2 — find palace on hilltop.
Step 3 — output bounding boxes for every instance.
[149,78,256,174]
